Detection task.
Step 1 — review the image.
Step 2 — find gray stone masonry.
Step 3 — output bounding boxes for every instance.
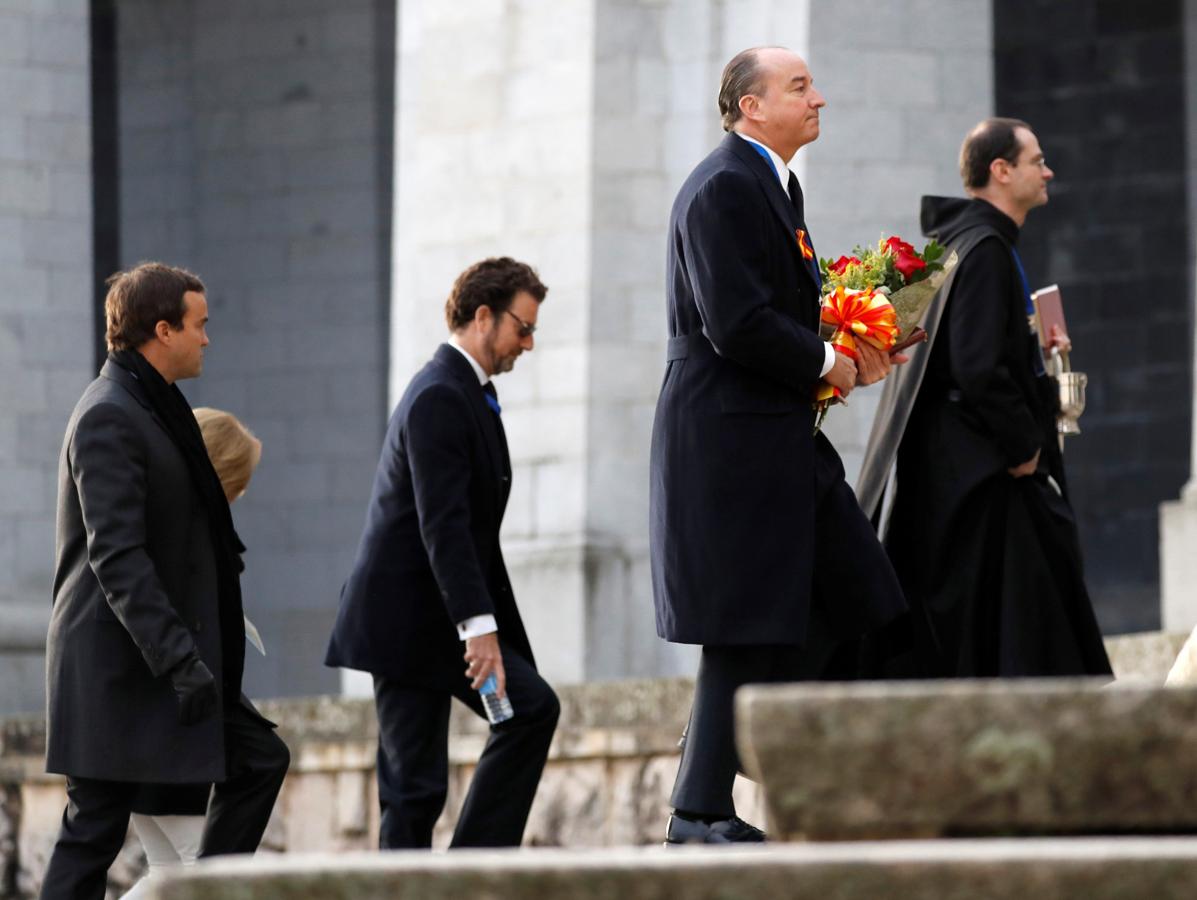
[4,676,763,896]
[384,0,994,689]
[738,678,1197,841]
[0,0,93,715]
[1158,0,1197,632]
[115,0,393,700]
[0,632,1177,895]
[807,0,993,480]
[145,839,1197,900]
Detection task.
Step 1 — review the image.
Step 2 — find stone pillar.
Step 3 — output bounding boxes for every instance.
[386,0,803,686]
[1159,0,1197,632]
[117,0,394,699]
[0,0,94,714]
[807,0,994,482]
[382,0,994,687]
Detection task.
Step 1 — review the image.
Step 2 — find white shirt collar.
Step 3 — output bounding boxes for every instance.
[735,132,791,189]
[447,335,489,386]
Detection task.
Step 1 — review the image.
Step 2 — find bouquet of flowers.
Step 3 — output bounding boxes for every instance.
[812,236,957,432]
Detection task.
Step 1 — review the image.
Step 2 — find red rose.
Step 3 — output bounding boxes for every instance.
[884,236,916,257]
[829,255,861,275]
[893,249,926,280]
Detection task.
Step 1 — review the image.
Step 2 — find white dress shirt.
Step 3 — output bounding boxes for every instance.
[735,132,836,378]
[446,336,499,641]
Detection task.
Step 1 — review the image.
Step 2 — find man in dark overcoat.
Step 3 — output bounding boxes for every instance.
[325,257,559,849]
[650,47,907,844]
[41,263,289,900]
[855,118,1111,678]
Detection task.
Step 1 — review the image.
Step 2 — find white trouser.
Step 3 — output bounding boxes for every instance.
[121,814,204,899]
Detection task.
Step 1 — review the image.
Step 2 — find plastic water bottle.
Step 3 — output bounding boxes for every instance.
[479,673,514,724]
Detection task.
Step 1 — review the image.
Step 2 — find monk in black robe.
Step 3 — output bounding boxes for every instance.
[856,118,1111,678]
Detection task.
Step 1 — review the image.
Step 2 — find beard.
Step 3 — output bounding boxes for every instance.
[492,351,517,374]
[483,327,518,375]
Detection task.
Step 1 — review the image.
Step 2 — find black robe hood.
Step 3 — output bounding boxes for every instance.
[920,195,1019,247]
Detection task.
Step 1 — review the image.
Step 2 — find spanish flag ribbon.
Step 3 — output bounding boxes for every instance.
[814,286,899,403]
[796,228,814,261]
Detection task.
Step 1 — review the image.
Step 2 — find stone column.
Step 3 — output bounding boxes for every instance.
[0,0,94,714]
[1159,0,1197,633]
[116,0,394,699]
[381,0,993,688]
[807,0,994,482]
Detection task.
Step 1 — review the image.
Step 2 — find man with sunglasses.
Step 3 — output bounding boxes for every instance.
[325,257,559,849]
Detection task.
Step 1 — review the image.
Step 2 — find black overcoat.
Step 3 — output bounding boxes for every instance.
[650,133,904,647]
[325,344,534,687]
[46,360,236,782]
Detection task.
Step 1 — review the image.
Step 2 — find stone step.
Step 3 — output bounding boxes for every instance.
[142,838,1197,900]
[737,679,1197,841]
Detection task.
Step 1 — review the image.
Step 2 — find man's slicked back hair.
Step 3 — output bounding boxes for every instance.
[718,48,768,132]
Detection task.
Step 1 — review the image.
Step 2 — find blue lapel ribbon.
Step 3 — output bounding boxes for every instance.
[745,141,821,291]
[1009,246,1046,376]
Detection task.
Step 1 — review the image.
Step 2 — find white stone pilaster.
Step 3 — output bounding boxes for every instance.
[1159,0,1197,631]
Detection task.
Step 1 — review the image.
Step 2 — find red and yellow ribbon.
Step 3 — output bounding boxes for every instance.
[815,286,899,402]
[796,228,814,261]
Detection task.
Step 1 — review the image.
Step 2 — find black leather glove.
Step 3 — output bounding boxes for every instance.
[168,650,218,726]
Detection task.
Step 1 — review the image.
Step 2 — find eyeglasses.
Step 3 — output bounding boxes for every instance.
[504,309,537,338]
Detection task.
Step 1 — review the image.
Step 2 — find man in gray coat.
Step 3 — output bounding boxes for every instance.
[40,263,289,900]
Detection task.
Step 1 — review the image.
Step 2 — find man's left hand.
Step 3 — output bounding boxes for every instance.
[855,342,907,385]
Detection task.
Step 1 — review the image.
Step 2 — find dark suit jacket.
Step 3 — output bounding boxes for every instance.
[325,344,534,687]
[650,133,902,647]
[46,360,233,783]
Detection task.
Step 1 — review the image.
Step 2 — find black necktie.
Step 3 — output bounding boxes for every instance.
[787,172,804,222]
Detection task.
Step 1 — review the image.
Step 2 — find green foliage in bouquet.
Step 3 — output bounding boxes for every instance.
[820,236,947,296]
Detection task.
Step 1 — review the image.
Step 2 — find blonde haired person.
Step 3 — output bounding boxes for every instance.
[123,409,266,899]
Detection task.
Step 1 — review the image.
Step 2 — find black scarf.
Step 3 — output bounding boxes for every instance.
[110,349,247,699]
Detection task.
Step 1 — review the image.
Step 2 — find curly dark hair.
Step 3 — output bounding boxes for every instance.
[444,257,547,331]
[105,262,205,351]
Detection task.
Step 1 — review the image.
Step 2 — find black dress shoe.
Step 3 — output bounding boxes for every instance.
[664,812,766,845]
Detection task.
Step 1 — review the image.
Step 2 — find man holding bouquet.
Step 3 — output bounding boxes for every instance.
[856,117,1111,679]
[649,46,908,845]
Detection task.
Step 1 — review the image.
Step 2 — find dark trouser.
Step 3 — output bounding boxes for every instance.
[670,644,805,817]
[373,643,559,849]
[199,703,291,857]
[38,777,137,900]
[671,441,905,819]
[39,704,289,900]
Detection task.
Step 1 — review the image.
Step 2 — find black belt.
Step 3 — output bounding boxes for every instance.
[666,333,711,361]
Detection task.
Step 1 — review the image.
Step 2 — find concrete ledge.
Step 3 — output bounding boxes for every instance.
[737,680,1197,840]
[1105,631,1189,682]
[144,839,1197,900]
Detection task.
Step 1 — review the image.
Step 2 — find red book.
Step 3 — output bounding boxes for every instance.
[1031,284,1068,349]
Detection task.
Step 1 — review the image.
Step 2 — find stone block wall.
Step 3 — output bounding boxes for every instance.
[0,633,1178,897]
[1,678,764,898]
[806,0,994,479]
[0,0,94,715]
[995,0,1191,633]
[114,0,395,699]
[382,0,994,687]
